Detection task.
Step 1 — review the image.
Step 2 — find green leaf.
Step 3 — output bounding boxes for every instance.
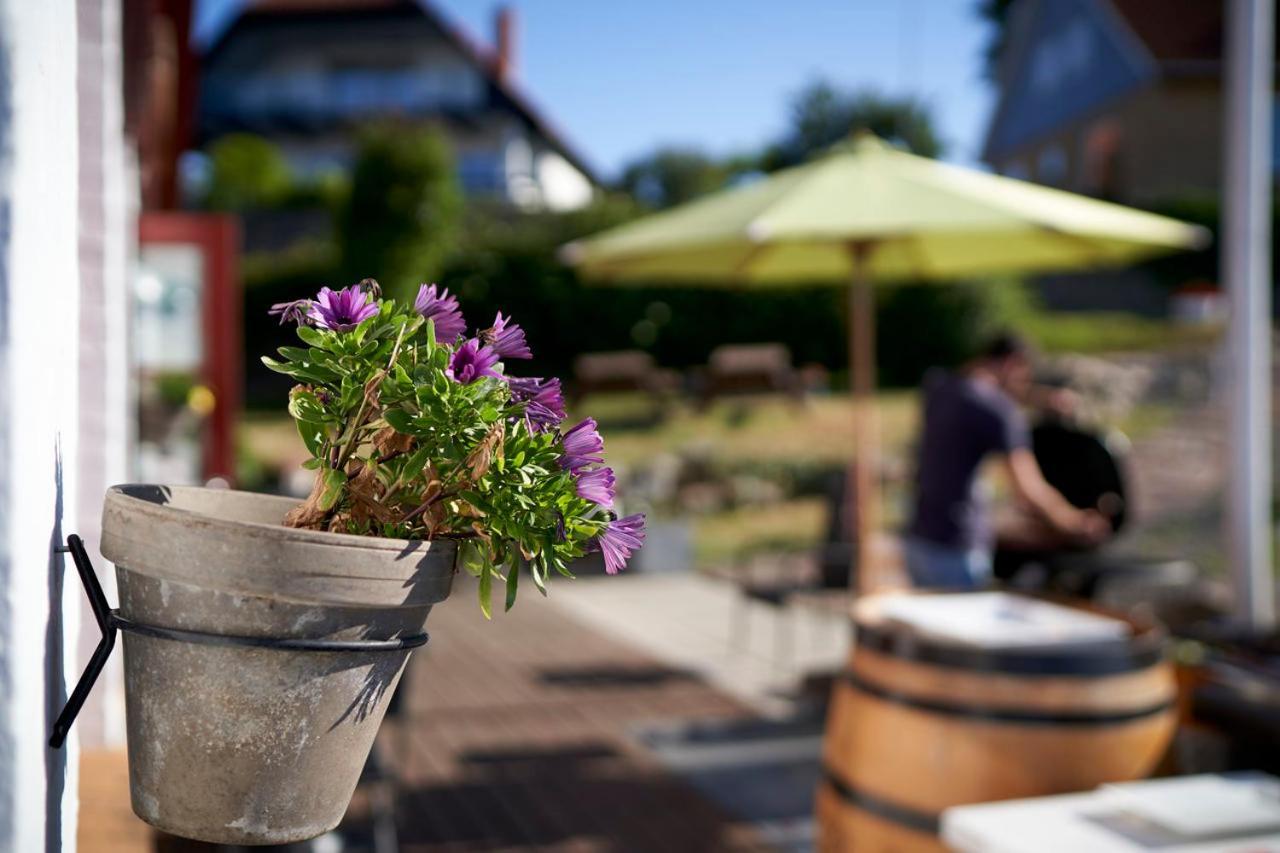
[296,326,332,350]
[351,317,373,346]
[316,467,347,511]
[504,559,520,611]
[261,355,302,377]
[295,419,325,457]
[529,559,548,596]
[288,390,330,423]
[407,441,434,470]
[383,408,416,434]
[478,563,493,620]
[277,346,315,363]
[458,540,486,577]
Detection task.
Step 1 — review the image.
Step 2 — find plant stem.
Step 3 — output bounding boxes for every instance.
[401,488,458,524]
[332,324,410,473]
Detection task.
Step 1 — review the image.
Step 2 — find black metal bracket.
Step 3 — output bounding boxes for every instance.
[50,534,115,749]
[49,534,429,749]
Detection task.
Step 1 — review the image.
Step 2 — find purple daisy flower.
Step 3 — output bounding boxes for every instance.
[414,283,466,342]
[594,514,646,575]
[268,298,313,326]
[484,311,532,360]
[447,338,502,384]
[575,466,616,509]
[560,418,604,471]
[508,376,566,433]
[307,285,378,332]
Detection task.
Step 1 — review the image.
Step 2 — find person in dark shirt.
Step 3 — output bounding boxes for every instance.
[905,333,1108,588]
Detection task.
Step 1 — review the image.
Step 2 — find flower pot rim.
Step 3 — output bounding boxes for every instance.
[106,483,464,555]
[103,484,459,616]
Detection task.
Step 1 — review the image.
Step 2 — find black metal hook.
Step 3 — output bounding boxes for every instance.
[50,534,116,748]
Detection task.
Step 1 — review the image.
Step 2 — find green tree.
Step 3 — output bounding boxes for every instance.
[977,0,1018,81]
[204,134,293,211]
[619,147,733,209]
[762,81,943,170]
[336,124,462,299]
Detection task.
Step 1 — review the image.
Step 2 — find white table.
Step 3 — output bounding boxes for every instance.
[942,774,1280,853]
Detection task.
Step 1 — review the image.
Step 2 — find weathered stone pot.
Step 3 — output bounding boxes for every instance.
[100,484,457,846]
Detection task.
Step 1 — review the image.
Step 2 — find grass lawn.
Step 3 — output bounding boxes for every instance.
[580,391,920,470]
[691,497,828,567]
[241,391,922,473]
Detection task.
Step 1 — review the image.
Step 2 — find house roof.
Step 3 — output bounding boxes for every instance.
[201,0,599,185]
[1108,0,1227,66]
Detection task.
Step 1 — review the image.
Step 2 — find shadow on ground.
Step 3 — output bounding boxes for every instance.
[339,740,755,852]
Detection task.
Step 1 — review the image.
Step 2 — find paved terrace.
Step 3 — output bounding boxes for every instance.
[83,573,850,853]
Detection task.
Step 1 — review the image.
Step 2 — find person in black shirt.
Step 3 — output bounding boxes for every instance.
[905,333,1108,588]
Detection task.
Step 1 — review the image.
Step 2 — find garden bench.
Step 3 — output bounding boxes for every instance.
[698,343,803,404]
[571,349,680,406]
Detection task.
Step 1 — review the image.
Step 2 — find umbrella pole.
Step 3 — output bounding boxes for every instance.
[847,242,879,595]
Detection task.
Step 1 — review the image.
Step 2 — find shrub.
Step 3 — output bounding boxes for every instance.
[204,134,294,211]
[336,124,462,299]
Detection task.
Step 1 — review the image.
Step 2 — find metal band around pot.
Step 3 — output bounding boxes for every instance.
[843,670,1174,726]
[853,618,1165,676]
[111,613,430,652]
[822,768,940,835]
[49,533,430,750]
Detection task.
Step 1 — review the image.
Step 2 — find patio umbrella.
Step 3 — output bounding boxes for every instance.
[562,134,1208,591]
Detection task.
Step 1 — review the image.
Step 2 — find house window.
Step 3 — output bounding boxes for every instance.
[458,150,506,193]
[1029,19,1095,99]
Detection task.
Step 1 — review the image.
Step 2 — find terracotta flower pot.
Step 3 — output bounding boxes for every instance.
[100,484,457,845]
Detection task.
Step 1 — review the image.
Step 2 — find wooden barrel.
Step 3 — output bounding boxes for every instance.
[817,594,1177,852]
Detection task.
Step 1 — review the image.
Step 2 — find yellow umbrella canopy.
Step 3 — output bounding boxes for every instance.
[564,134,1207,283]
[563,134,1207,590]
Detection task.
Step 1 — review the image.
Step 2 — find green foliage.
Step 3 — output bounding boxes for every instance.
[619,147,735,209]
[205,134,294,211]
[976,0,1018,81]
[336,124,463,299]
[439,203,848,380]
[1016,308,1220,354]
[762,81,943,169]
[202,133,350,212]
[875,278,1219,384]
[875,281,1020,385]
[616,79,945,209]
[263,283,632,613]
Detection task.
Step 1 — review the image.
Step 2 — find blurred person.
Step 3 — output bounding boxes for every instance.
[905,332,1109,589]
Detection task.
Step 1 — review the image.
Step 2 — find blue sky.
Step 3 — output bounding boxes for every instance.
[196,1,997,180]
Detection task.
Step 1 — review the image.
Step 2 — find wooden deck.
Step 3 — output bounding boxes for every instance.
[78,575,773,852]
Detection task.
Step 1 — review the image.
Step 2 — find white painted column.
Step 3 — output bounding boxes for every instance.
[76,0,131,749]
[1223,0,1276,628]
[0,1,83,851]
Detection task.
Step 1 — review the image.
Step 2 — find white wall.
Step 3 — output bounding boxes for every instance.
[0,1,83,850]
[535,148,594,212]
[501,128,595,212]
[75,0,130,749]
